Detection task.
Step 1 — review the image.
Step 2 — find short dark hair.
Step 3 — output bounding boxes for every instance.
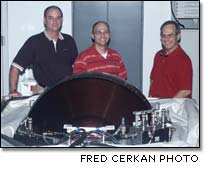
[92,21,110,34]
[44,5,63,18]
[160,20,181,35]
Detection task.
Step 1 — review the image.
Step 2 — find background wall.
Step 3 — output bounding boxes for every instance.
[180,30,199,103]
[142,1,199,104]
[1,1,72,95]
[1,1,8,96]
[1,1,199,103]
[72,1,143,89]
[142,1,171,97]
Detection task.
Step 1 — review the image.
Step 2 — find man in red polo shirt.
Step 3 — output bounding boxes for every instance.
[73,21,127,80]
[149,20,192,98]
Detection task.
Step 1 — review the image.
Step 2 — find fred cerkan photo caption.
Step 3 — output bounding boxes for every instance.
[80,154,198,163]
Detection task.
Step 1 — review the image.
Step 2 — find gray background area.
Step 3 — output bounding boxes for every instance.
[72,1,143,89]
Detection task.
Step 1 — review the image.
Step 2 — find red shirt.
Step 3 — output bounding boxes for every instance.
[73,44,127,80]
[149,45,192,98]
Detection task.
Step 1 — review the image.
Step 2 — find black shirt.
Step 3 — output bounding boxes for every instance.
[12,32,78,87]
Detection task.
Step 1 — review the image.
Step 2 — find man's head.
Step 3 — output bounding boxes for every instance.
[91,21,111,47]
[44,6,63,33]
[160,20,181,54]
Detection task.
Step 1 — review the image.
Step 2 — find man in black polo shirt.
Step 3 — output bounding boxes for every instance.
[9,5,78,97]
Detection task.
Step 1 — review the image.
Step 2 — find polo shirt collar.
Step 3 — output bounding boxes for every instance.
[44,30,64,41]
[162,45,181,57]
[91,44,109,54]
[169,45,181,56]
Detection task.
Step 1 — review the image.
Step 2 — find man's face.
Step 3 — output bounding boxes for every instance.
[161,24,180,53]
[44,8,63,33]
[92,23,110,47]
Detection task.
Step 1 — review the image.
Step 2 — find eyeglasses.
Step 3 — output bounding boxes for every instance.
[161,33,177,39]
[47,16,62,21]
[94,31,110,36]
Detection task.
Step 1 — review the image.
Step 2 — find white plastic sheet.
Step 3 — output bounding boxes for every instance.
[1,97,199,147]
[1,95,39,138]
[143,98,199,147]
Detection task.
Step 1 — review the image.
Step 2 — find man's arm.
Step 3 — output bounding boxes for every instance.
[9,65,21,97]
[148,80,153,97]
[72,54,86,74]
[174,90,191,98]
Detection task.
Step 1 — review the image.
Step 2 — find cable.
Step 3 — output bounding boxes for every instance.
[87,130,119,144]
[69,128,87,147]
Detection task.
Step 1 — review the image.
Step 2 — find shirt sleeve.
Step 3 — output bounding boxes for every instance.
[69,37,78,63]
[150,54,159,80]
[12,37,35,71]
[72,54,87,74]
[177,57,193,90]
[118,59,127,80]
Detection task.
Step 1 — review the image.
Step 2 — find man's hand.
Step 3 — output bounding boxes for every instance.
[9,91,22,98]
[174,90,191,98]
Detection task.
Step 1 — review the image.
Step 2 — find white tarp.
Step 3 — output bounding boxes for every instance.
[1,95,39,138]
[149,98,199,146]
[1,96,199,147]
